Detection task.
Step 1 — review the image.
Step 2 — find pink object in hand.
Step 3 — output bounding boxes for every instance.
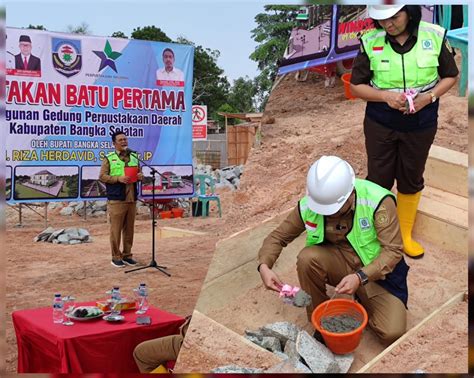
[404,89,418,114]
[279,284,300,298]
[124,166,138,183]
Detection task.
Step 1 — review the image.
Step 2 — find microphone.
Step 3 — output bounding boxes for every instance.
[125,148,137,155]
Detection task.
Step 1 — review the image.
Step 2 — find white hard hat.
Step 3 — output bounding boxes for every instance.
[368,5,404,20]
[306,156,355,215]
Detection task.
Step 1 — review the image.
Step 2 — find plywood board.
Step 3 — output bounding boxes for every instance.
[174,310,283,373]
[413,212,467,254]
[425,145,467,197]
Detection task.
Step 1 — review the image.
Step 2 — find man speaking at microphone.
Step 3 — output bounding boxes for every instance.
[99,130,143,268]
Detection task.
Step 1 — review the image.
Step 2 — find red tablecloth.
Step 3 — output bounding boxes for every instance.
[12,302,184,373]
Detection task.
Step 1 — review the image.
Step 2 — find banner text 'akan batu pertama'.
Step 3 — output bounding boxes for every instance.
[5,27,194,203]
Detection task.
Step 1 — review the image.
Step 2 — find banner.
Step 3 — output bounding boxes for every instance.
[6,28,194,203]
[192,105,207,141]
[278,5,434,75]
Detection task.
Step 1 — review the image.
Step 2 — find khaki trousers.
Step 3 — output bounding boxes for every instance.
[133,334,183,373]
[108,201,136,260]
[296,244,406,345]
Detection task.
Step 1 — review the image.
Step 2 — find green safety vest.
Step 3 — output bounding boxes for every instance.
[106,151,138,176]
[361,21,445,92]
[299,179,395,266]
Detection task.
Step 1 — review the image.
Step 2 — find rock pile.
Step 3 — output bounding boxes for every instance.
[34,227,92,245]
[56,198,191,218]
[54,201,107,217]
[232,321,354,374]
[194,164,244,191]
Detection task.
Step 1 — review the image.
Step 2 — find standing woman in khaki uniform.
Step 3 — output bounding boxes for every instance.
[99,130,143,268]
[258,156,409,345]
[350,5,458,258]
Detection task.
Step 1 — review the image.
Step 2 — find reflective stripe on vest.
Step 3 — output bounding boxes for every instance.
[362,21,444,92]
[299,179,395,266]
[106,152,139,177]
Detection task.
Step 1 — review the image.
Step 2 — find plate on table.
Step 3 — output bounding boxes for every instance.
[69,306,104,321]
[103,314,125,322]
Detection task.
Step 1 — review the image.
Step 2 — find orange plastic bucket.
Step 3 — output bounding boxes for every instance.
[171,208,184,218]
[311,298,368,355]
[341,73,357,100]
[160,210,172,219]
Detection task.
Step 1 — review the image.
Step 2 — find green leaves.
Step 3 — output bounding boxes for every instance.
[131,26,172,42]
[250,5,300,106]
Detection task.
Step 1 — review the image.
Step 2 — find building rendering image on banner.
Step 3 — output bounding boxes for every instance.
[30,170,57,186]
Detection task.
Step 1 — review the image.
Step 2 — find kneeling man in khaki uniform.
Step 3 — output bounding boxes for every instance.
[258,156,409,345]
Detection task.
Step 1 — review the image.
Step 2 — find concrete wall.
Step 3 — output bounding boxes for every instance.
[193,133,227,169]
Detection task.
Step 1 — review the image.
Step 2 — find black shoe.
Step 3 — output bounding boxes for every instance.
[111,259,125,268]
[122,257,138,266]
[313,330,327,346]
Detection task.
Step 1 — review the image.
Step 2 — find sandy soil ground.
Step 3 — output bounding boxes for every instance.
[199,236,467,373]
[368,300,468,374]
[5,207,223,372]
[6,57,468,372]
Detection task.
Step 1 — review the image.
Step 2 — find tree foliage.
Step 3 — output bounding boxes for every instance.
[228,77,257,113]
[111,31,128,39]
[250,5,300,106]
[176,37,230,120]
[66,22,91,35]
[131,26,171,42]
[27,24,47,30]
[216,103,239,126]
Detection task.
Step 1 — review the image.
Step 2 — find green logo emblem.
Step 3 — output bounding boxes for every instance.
[422,39,433,50]
[359,217,371,230]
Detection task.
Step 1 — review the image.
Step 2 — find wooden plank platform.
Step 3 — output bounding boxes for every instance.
[424,145,467,197]
[414,186,467,254]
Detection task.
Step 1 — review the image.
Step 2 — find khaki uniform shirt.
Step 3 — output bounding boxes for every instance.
[258,197,403,282]
[99,150,136,203]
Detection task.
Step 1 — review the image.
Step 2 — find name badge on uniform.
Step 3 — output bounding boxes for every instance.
[359,217,371,230]
[422,39,433,50]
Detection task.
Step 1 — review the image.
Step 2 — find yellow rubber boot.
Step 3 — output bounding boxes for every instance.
[150,365,169,374]
[397,192,424,258]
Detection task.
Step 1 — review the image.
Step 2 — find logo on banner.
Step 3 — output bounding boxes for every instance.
[93,40,122,73]
[52,38,82,77]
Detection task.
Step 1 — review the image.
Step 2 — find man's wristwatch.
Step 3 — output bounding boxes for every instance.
[356,270,369,286]
[428,91,437,103]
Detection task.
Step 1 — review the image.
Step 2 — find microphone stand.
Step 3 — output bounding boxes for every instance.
[125,151,170,276]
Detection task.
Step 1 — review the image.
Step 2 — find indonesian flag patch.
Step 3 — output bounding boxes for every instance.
[305,220,318,231]
[372,46,384,54]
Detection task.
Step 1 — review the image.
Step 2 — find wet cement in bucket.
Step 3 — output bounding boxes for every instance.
[321,314,361,333]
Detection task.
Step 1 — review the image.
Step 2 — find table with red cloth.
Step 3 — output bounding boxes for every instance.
[12,302,185,373]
